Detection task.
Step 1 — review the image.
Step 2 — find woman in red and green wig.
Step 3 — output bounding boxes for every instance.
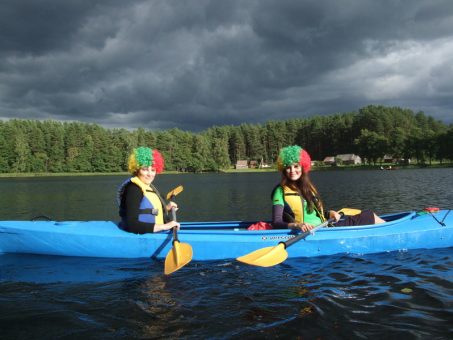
[118,147,179,234]
[272,145,385,231]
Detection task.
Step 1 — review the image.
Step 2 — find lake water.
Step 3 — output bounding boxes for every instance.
[1,169,452,338]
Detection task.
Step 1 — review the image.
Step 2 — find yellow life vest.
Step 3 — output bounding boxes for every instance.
[130,177,164,225]
[282,185,326,224]
[283,186,304,223]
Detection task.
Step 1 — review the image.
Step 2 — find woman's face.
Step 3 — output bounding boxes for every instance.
[285,163,302,181]
[137,166,157,185]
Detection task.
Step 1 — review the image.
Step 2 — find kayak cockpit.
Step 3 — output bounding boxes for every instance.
[381,211,413,222]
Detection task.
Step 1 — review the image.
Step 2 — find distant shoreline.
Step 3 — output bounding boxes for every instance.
[1,163,451,178]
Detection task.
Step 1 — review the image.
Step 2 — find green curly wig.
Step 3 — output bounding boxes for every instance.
[277,145,311,172]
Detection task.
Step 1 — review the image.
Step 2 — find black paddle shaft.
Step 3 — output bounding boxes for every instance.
[170,194,178,242]
[283,218,334,248]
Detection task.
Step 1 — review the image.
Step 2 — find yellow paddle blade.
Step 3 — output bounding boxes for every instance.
[236,243,288,267]
[338,208,361,216]
[166,185,184,200]
[164,240,193,275]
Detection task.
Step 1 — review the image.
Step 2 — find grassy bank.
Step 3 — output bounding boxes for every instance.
[313,162,453,171]
[0,162,451,178]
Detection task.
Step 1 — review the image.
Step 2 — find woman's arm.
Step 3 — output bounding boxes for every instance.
[271,186,313,232]
[272,186,290,229]
[272,204,290,229]
[272,205,313,231]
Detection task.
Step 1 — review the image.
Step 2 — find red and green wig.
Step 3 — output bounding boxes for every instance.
[128,147,164,174]
[277,145,311,173]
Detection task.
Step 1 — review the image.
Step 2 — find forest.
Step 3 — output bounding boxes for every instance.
[1,105,452,174]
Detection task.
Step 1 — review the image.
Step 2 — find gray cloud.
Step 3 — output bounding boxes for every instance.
[1,0,452,131]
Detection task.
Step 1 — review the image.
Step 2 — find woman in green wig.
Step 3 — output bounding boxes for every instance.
[118,147,179,234]
[272,145,385,231]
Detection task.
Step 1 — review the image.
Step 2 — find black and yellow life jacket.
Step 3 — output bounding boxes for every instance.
[118,177,168,225]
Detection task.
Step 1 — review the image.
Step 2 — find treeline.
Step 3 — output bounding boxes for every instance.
[0,105,452,173]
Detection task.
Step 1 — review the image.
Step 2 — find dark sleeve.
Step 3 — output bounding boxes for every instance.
[123,183,155,234]
[272,204,290,229]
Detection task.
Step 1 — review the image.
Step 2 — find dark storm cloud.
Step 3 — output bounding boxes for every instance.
[0,0,452,131]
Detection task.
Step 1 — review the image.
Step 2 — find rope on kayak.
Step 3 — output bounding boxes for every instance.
[440,210,451,226]
[427,210,450,227]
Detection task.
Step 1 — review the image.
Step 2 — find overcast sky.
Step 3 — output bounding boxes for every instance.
[1,0,452,131]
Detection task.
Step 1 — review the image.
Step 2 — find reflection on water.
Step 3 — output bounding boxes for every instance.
[0,249,452,338]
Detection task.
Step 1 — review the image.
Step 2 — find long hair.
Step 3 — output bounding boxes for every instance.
[280,170,324,214]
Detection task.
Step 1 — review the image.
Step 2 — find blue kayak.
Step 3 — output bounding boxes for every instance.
[0,210,451,260]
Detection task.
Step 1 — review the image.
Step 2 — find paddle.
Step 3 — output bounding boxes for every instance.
[237,218,335,267]
[338,208,361,216]
[164,185,193,275]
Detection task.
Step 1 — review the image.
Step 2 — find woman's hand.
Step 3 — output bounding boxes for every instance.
[166,201,178,212]
[154,220,180,232]
[329,210,341,222]
[291,222,313,232]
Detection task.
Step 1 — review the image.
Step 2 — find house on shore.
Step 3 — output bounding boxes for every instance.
[336,154,362,165]
[323,156,336,165]
[323,154,361,165]
[383,154,395,163]
[235,160,248,169]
